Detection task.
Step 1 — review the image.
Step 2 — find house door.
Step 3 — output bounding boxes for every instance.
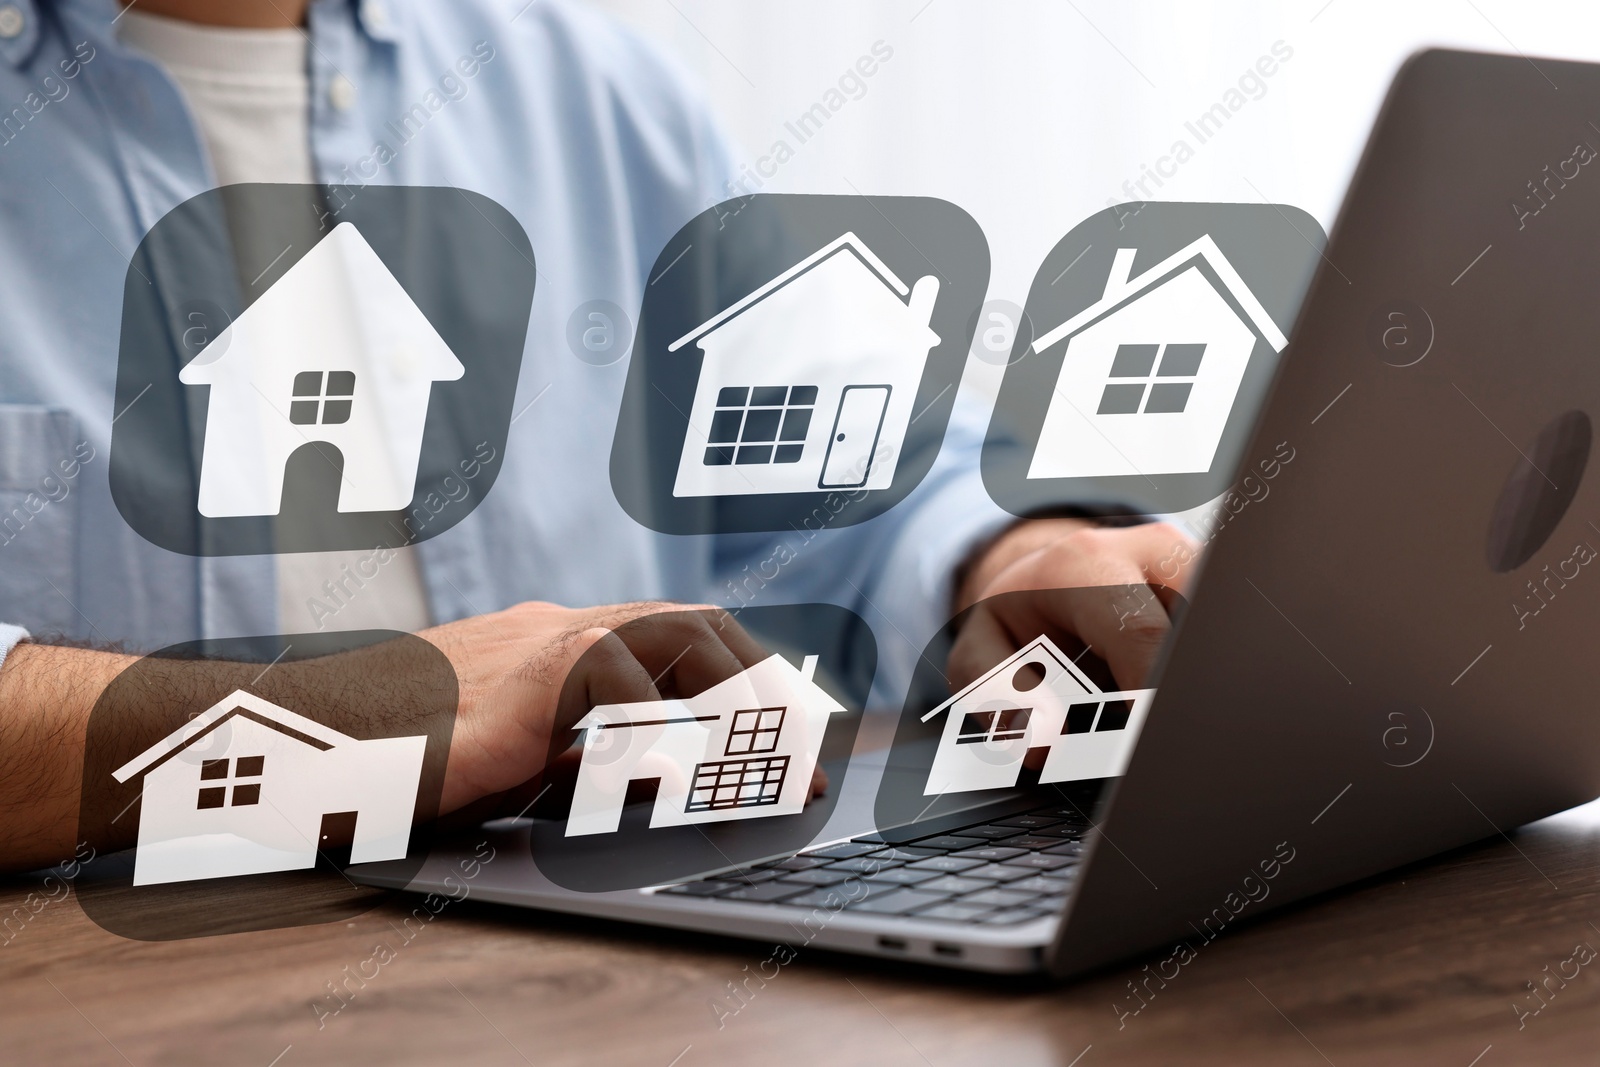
[315,810,359,870]
[819,384,891,489]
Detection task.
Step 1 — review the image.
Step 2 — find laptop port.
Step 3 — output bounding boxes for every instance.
[933,943,963,958]
[876,936,909,951]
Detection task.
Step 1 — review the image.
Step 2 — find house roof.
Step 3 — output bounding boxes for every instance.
[112,689,356,783]
[667,232,916,352]
[178,221,465,384]
[921,635,1151,722]
[1030,234,1289,356]
[573,653,842,730]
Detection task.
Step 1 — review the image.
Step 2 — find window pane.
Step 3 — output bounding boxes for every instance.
[289,400,320,425]
[1143,383,1192,414]
[716,386,749,407]
[750,386,788,406]
[1109,344,1159,377]
[1097,383,1145,415]
[197,787,226,809]
[740,408,782,442]
[789,385,819,405]
[1097,700,1134,731]
[231,783,261,806]
[1157,343,1205,376]
[321,400,353,425]
[735,444,773,465]
[325,370,357,396]
[200,759,229,781]
[957,710,995,742]
[292,370,324,397]
[1063,703,1100,734]
[235,755,264,777]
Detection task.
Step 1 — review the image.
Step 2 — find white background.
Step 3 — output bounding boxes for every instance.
[586,0,1600,401]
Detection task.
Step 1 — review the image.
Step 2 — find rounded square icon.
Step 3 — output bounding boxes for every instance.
[983,202,1324,517]
[527,604,874,892]
[874,586,1184,834]
[611,194,989,533]
[109,184,537,556]
[75,630,456,940]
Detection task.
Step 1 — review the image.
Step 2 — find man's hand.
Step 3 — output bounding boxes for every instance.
[954,519,1201,692]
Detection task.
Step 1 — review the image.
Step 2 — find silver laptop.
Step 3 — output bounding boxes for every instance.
[356,47,1600,976]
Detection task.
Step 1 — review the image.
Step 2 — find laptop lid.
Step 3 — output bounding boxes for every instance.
[1050,47,1600,978]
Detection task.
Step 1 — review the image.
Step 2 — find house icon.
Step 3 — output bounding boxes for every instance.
[111,689,427,886]
[565,653,847,836]
[669,232,941,498]
[920,635,1154,796]
[1025,234,1288,481]
[178,221,465,518]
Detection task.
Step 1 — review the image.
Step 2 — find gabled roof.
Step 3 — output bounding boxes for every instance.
[667,232,916,352]
[921,635,1149,722]
[573,653,841,730]
[1030,234,1289,355]
[178,221,465,383]
[112,689,355,783]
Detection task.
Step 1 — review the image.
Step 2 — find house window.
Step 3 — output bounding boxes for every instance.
[685,755,790,811]
[1061,700,1134,735]
[956,706,1032,744]
[726,707,786,755]
[703,385,817,466]
[1097,343,1206,415]
[195,755,266,809]
[290,370,356,426]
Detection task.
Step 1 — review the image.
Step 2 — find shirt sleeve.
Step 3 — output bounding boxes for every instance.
[0,624,32,672]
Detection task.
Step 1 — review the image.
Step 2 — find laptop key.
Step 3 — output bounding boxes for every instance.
[993,814,1065,829]
[719,882,811,903]
[949,825,1025,840]
[845,889,951,915]
[915,902,993,923]
[908,835,983,850]
[827,856,905,875]
[981,907,1056,925]
[776,868,854,886]
[961,863,1038,883]
[916,875,994,895]
[774,856,832,871]
[1002,853,1076,871]
[865,846,944,862]
[950,845,1028,862]
[1034,824,1088,838]
[660,881,733,897]
[802,842,882,859]
[1002,835,1061,850]
[960,888,1042,909]
[864,867,941,886]
[1005,875,1073,895]
[906,855,986,873]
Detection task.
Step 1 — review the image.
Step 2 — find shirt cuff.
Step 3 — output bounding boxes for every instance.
[0,624,31,671]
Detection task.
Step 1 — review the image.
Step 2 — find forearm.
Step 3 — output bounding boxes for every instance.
[0,642,136,870]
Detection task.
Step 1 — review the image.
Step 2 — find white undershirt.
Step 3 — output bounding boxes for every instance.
[119,11,433,635]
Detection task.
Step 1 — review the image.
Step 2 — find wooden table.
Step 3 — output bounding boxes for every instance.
[6,800,1600,1066]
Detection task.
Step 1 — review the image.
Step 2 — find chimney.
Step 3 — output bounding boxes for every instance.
[907,274,941,329]
[800,655,819,683]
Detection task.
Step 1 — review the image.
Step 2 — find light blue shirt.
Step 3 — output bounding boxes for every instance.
[0,0,1012,703]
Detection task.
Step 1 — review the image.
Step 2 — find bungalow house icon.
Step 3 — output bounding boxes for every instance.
[566,653,847,836]
[178,221,465,517]
[111,689,427,886]
[1025,234,1287,481]
[920,635,1155,796]
[669,232,941,498]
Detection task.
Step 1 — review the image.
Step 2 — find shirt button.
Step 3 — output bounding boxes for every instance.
[0,5,26,39]
[328,75,357,112]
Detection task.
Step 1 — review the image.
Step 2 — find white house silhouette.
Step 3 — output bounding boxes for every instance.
[565,653,847,836]
[1027,235,1287,481]
[112,689,427,886]
[920,635,1154,795]
[179,221,464,517]
[670,232,941,498]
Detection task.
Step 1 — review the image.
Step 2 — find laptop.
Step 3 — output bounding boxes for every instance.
[356,47,1600,977]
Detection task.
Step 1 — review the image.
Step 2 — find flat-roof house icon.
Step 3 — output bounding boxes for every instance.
[178,221,465,518]
[1026,234,1288,482]
[920,635,1154,796]
[112,689,427,886]
[669,232,941,499]
[566,653,847,836]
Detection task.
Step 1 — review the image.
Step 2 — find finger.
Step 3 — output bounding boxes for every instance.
[608,610,753,699]
[946,601,1020,693]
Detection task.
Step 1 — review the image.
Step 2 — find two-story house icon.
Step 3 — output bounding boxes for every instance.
[565,653,848,836]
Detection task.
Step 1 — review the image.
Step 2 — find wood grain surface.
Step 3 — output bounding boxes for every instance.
[5,804,1600,1066]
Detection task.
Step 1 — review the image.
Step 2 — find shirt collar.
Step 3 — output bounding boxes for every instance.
[0,0,44,70]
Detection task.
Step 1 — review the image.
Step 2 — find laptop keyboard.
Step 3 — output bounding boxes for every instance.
[658,801,1094,926]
